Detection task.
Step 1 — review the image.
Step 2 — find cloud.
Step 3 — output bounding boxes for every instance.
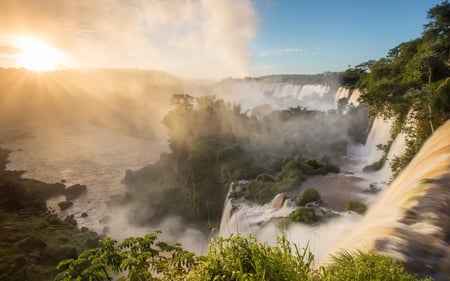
[258,47,304,57]
[0,0,258,79]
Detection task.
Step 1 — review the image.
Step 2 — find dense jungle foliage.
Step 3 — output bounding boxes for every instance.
[55,231,431,281]
[120,93,365,228]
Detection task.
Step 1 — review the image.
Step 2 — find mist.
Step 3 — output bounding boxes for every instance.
[0,0,257,79]
[0,66,372,261]
[0,68,181,140]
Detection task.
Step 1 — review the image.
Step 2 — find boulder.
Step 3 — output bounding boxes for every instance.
[64,184,87,200]
[58,200,73,210]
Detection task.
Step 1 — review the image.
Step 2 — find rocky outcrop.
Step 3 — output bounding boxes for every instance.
[64,184,87,200]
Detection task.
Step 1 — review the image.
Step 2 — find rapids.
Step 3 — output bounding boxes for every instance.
[328,120,450,279]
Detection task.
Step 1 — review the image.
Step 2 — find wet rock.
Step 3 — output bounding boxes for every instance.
[102,226,110,234]
[364,183,381,194]
[64,184,87,200]
[58,200,73,210]
[99,215,111,224]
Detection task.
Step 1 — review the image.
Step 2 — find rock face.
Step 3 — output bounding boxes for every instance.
[64,184,87,200]
[58,200,73,210]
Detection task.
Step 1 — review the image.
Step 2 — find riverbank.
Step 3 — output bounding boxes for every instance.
[0,147,100,281]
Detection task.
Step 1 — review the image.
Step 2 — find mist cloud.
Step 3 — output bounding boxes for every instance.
[0,0,257,79]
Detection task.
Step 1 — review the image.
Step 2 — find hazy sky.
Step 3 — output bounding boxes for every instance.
[0,0,444,79]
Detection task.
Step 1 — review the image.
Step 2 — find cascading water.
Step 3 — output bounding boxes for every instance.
[334,87,350,104]
[328,120,450,280]
[347,89,361,107]
[211,81,338,112]
[373,131,407,183]
[364,116,393,164]
[217,86,373,261]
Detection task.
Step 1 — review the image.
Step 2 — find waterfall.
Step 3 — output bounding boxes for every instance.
[348,89,361,107]
[328,121,450,279]
[212,81,338,112]
[374,131,407,183]
[364,116,393,164]
[334,87,350,104]
[218,188,296,238]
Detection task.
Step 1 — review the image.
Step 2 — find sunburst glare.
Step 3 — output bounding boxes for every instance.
[14,36,65,71]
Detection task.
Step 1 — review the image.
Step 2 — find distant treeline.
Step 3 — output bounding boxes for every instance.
[220,72,342,87]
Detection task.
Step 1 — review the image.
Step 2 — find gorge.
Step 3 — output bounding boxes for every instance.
[1,70,448,280]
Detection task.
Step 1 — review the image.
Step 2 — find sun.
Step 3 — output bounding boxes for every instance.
[14,36,65,71]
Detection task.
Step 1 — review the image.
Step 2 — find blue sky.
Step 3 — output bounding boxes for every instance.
[251,0,444,75]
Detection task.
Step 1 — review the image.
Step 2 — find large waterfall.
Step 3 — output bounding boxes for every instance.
[330,120,450,279]
[210,81,340,112]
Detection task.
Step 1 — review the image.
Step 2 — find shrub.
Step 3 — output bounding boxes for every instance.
[297,188,321,206]
[320,251,432,281]
[290,207,320,224]
[55,232,432,281]
[187,235,314,281]
[346,201,367,214]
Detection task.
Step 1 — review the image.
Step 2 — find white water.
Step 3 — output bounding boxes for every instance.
[348,89,361,107]
[216,87,390,262]
[210,81,340,113]
[328,121,450,278]
[334,87,350,104]
[364,116,393,164]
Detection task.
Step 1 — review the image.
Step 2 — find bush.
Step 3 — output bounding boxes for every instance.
[290,207,320,224]
[346,201,367,214]
[321,252,432,281]
[297,188,321,206]
[187,235,313,281]
[56,232,431,281]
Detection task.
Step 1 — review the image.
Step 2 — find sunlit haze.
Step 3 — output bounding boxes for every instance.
[14,36,66,71]
[0,0,444,78]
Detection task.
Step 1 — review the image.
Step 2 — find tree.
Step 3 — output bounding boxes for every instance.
[424,0,450,64]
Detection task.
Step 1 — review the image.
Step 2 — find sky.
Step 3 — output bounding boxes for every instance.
[0,0,445,79]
